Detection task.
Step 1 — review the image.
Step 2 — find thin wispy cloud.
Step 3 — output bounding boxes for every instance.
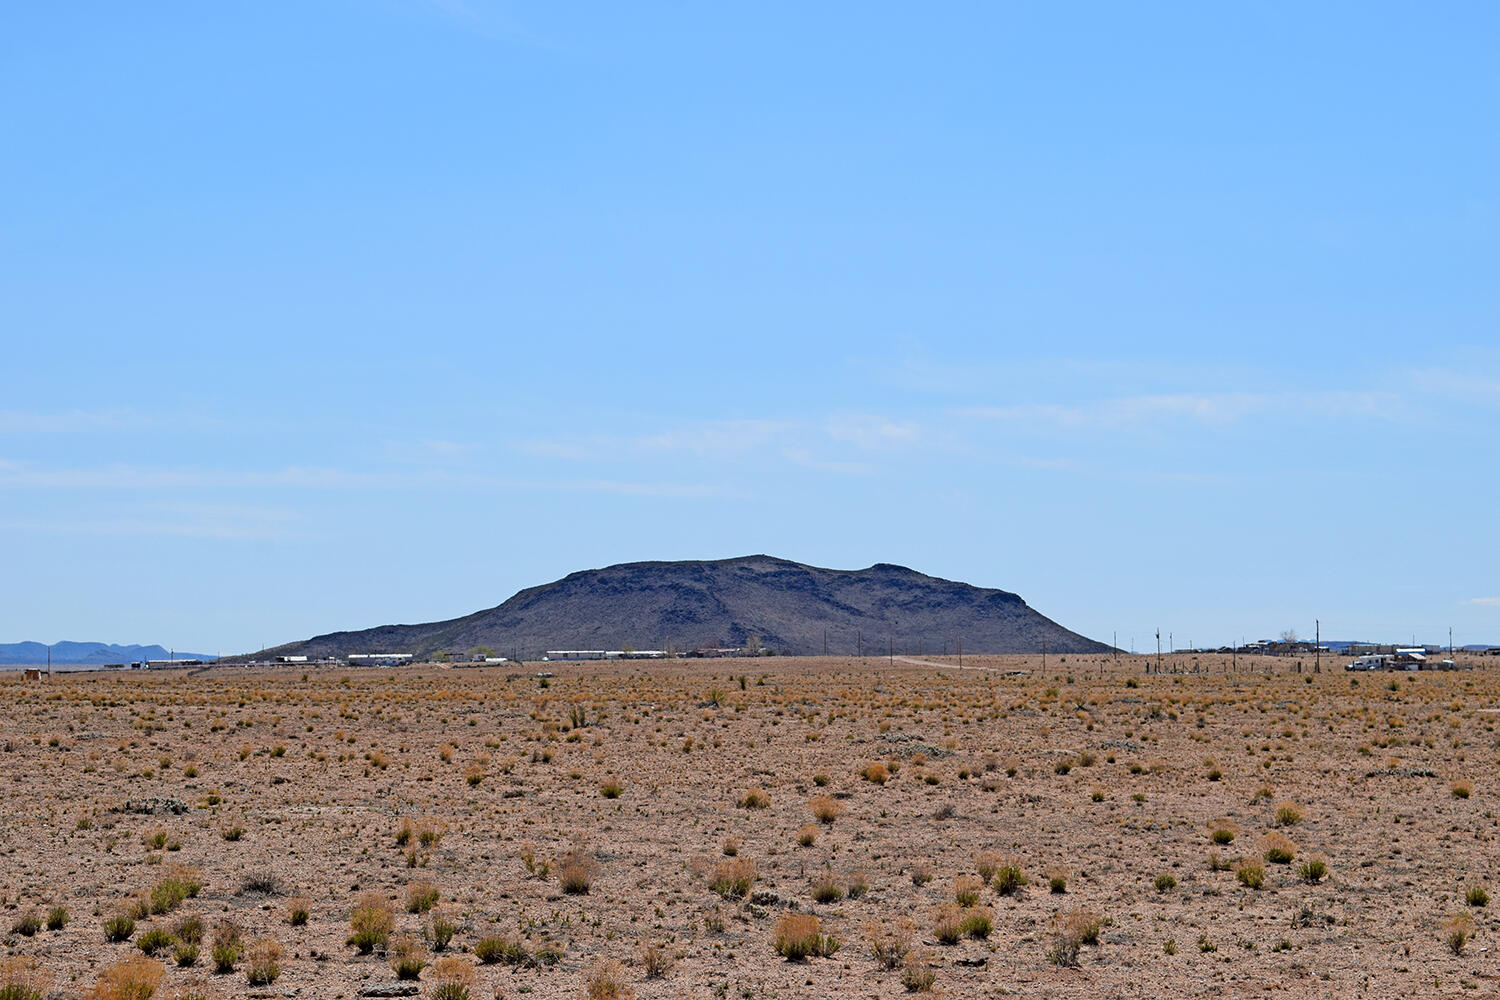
[0,409,157,433]
[960,390,1400,431]
[1463,597,1500,607]
[0,459,734,502]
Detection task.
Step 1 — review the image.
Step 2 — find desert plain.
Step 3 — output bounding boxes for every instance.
[0,654,1495,999]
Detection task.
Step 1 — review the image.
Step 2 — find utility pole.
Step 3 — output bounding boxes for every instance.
[1041,637,1046,674]
[888,635,893,666]
[957,637,962,668]
[1315,619,1320,673]
[857,632,862,658]
[1155,629,1161,674]
[1113,631,1118,666]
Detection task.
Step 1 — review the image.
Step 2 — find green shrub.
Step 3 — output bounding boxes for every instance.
[104,914,136,942]
[137,928,174,955]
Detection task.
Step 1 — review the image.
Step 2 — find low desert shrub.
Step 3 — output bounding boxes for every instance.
[991,859,1027,896]
[959,906,993,939]
[211,920,242,974]
[89,956,164,1000]
[137,928,174,956]
[285,897,310,926]
[847,870,870,899]
[244,939,282,986]
[1236,861,1265,889]
[0,957,50,1000]
[10,909,41,937]
[348,894,395,953]
[428,956,476,1000]
[239,868,282,896]
[1154,874,1177,893]
[796,825,818,847]
[932,904,963,945]
[910,862,933,887]
[387,932,428,979]
[557,848,597,894]
[1465,884,1490,907]
[1452,780,1473,800]
[710,858,757,899]
[900,952,937,992]
[637,939,673,978]
[45,906,69,931]
[862,763,889,785]
[600,778,624,799]
[1261,832,1297,865]
[772,912,839,960]
[1062,909,1102,946]
[809,795,842,824]
[405,880,441,914]
[810,872,844,903]
[1208,821,1238,845]
[1297,854,1328,884]
[104,914,137,942]
[738,787,770,809]
[582,959,634,1000]
[953,876,982,906]
[473,936,523,965]
[1274,801,1305,826]
[427,908,459,951]
[1443,913,1474,955]
[864,917,913,969]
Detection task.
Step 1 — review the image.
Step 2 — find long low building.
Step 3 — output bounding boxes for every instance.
[545,650,668,661]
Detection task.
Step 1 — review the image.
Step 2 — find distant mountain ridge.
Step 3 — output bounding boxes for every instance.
[0,642,215,665]
[262,555,1111,660]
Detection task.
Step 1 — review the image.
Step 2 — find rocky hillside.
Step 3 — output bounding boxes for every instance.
[260,556,1110,660]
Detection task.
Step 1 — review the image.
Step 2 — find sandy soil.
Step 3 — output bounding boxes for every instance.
[0,654,1495,999]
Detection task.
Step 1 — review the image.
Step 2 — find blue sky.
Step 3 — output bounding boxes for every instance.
[3,2,1497,654]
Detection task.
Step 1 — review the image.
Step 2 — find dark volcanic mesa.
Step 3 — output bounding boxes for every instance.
[262,555,1111,659]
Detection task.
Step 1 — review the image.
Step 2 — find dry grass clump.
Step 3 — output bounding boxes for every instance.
[796,824,818,847]
[582,959,634,1000]
[101,917,136,947]
[991,858,1027,895]
[710,857,757,899]
[900,952,937,992]
[0,958,51,1000]
[1273,801,1305,826]
[210,921,242,974]
[10,909,41,937]
[1236,860,1266,889]
[285,897,310,926]
[1297,853,1328,884]
[809,794,842,824]
[243,939,282,986]
[1452,779,1473,799]
[1046,909,1103,966]
[1208,820,1238,845]
[599,778,624,799]
[428,956,476,1000]
[1442,912,1474,954]
[405,880,441,913]
[861,762,889,784]
[637,939,674,978]
[810,871,844,903]
[1465,883,1490,907]
[974,851,1000,883]
[427,906,459,951]
[772,912,840,960]
[348,893,395,953]
[953,875,982,906]
[388,932,428,979]
[738,787,770,809]
[1261,832,1297,864]
[863,917,913,969]
[557,847,598,894]
[90,956,164,1000]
